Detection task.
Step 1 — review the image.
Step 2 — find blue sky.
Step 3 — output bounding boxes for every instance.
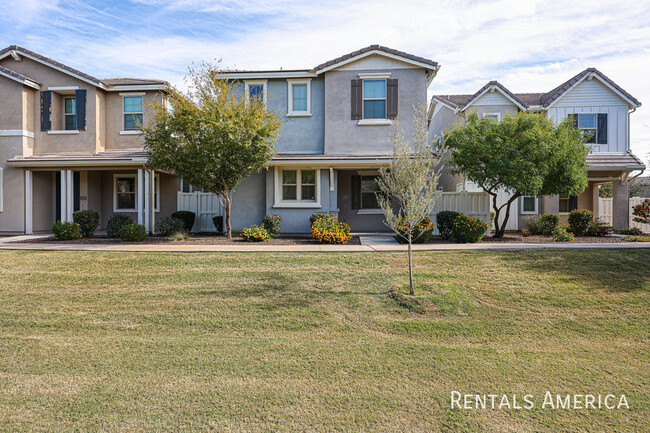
[1,0,649,162]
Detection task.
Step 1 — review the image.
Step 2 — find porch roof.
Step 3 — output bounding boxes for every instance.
[270,153,393,167]
[586,153,645,171]
[6,151,148,168]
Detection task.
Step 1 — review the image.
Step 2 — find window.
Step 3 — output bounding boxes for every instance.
[577,113,596,143]
[64,97,76,130]
[114,175,136,211]
[287,79,311,116]
[363,79,386,119]
[123,96,143,130]
[483,113,500,123]
[180,178,192,193]
[244,80,267,106]
[570,113,607,144]
[521,195,538,214]
[559,196,578,214]
[360,175,381,209]
[274,168,321,208]
[153,175,160,212]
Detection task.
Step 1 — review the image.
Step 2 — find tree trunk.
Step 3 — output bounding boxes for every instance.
[408,231,414,296]
[492,193,521,238]
[224,193,232,240]
[491,192,502,238]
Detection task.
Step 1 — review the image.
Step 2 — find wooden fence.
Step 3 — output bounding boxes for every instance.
[177,192,224,232]
[598,197,650,232]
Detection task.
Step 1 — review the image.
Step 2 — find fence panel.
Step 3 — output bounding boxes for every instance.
[630,197,650,233]
[177,192,224,232]
[598,197,649,232]
[430,191,491,235]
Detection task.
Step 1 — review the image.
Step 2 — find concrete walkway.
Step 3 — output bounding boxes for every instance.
[0,234,649,253]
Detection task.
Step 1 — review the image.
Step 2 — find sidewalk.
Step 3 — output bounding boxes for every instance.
[1,235,649,253]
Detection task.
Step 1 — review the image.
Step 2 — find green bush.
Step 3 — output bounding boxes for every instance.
[624,235,650,242]
[311,217,352,244]
[587,218,613,237]
[72,210,100,238]
[568,209,593,236]
[212,216,224,234]
[118,224,148,242]
[52,220,82,240]
[395,217,435,244]
[155,217,186,236]
[552,225,574,242]
[310,212,332,226]
[263,215,282,238]
[524,213,560,235]
[171,211,196,232]
[436,211,461,240]
[242,225,270,242]
[106,214,134,238]
[618,227,644,236]
[451,214,489,243]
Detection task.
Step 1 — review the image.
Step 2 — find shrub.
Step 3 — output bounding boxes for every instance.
[568,209,593,236]
[624,235,650,242]
[311,217,352,244]
[242,225,270,242]
[632,198,650,225]
[170,231,190,241]
[52,220,82,240]
[436,211,461,240]
[106,214,134,238]
[525,213,560,235]
[155,217,186,236]
[171,211,196,232]
[451,214,490,243]
[72,210,100,238]
[310,212,332,226]
[521,229,530,237]
[395,217,435,244]
[587,218,613,237]
[118,224,148,242]
[263,215,282,238]
[552,225,574,242]
[618,227,644,236]
[212,216,224,234]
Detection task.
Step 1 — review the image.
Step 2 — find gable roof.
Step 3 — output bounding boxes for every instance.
[460,81,528,111]
[101,78,168,86]
[312,45,439,74]
[0,64,40,89]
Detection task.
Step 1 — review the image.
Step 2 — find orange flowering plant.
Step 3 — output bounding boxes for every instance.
[311,217,352,244]
[242,225,271,242]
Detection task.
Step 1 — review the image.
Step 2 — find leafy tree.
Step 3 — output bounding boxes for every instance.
[443,112,590,238]
[599,182,613,198]
[143,63,282,239]
[377,105,447,295]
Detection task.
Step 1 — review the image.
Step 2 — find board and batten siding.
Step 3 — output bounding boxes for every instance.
[546,78,630,154]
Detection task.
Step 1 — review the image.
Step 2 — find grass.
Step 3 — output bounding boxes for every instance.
[0,249,648,432]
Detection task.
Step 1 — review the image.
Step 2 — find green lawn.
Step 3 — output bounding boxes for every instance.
[0,250,648,432]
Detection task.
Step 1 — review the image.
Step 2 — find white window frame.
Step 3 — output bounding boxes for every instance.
[572,113,600,144]
[520,195,538,215]
[482,112,501,122]
[121,93,145,133]
[244,80,268,107]
[180,178,192,193]
[361,78,387,120]
[63,96,76,131]
[287,79,311,116]
[113,173,160,212]
[273,167,321,208]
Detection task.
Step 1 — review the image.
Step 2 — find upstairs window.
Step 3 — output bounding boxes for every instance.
[482,113,501,123]
[287,79,311,116]
[245,81,267,107]
[362,79,386,119]
[64,97,76,130]
[569,113,607,144]
[123,96,143,130]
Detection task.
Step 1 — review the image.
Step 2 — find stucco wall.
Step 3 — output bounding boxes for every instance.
[0,79,23,128]
[0,137,25,233]
[230,171,267,231]
[104,91,163,151]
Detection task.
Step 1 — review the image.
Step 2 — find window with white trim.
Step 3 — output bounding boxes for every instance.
[64,97,76,130]
[482,113,501,123]
[114,174,137,211]
[274,168,321,208]
[362,79,386,119]
[521,196,538,214]
[123,96,143,130]
[287,79,311,116]
[244,80,267,106]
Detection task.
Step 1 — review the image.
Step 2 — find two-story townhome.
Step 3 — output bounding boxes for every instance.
[428,68,645,230]
[0,45,171,234]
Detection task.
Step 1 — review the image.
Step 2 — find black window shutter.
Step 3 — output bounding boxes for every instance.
[75,89,87,131]
[569,195,578,212]
[351,80,362,120]
[40,90,52,131]
[597,113,607,144]
[387,79,398,119]
[351,175,361,209]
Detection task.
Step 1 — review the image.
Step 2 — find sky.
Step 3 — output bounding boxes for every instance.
[1,0,649,164]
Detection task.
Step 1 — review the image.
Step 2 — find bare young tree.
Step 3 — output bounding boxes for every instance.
[377,105,447,295]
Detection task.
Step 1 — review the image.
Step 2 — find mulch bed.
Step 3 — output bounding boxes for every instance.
[16,234,361,246]
[419,234,625,244]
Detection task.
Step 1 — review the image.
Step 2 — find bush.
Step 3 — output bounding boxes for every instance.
[52,220,82,240]
[624,235,650,242]
[521,229,530,237]
[618,227,644,236]
[171,211,196,232]
[118,224,148,242]
[263,215,282,238]
[212,216,224,234]
[451,214,490,243]
[310,212,332,226]
[395,217,435,244]
[242,225,270,242]
[587,218,613,237]
[568,209,593,236]
[552,225,574,242]
[524,213,560,235]
[436,211,461,240]
[106,214,134,238]
[170,231,190,241]
[632,198,650,225]
[72,210,100,238]
[311,217,352,244]
[155,217,186,236]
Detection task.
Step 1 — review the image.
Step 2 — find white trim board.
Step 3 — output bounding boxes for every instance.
[0,130,34,138]
[315,49,439,74]
[546,72,640,109]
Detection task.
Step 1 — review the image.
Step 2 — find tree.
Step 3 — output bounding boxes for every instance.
[377,105,447,295]
[143,63,282,239]
[443,112,590,238]
[632,199,650,225]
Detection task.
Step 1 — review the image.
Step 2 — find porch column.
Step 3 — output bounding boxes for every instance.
[137,169,144,225]
[24,170,32,234]
[612,180,629,230]
[144,170,151,232]
[66,170,74,222]
[149,170,156,233]
[591,183,600,219]
[60,170,68,222]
